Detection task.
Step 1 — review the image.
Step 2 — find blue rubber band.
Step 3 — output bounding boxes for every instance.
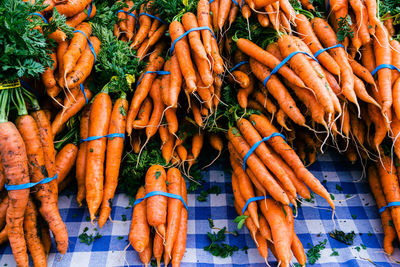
[170,26,216,56]
[263,51,318,86]
[30,12,48,24]
[80,84,88,104]
[231,0,239,7]
[80,133,125,143]
[116,10,140,28]
[379,202,400,213]
[136,71,171,87]
[241,0,245,8]
[243,133,287,170]
[230,61,249,72]
[5,174,58,191]
[19,79,41,100]
[87,1,93,18]
[134,191,188,210]
[371,64,400,76]
[314,44,345,58]
[242,196,271,215]
[326,0,330,11]
[73,30,97,61]
[139,13,166,25]
[209,0,215,3]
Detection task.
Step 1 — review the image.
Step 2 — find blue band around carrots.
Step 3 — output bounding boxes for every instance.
[80,84,88,104]
[170,26,217,56]
[243,133,287,171]
[5,174,58,191]
[134,191,188,210]
[87,1,93,18]
[30,12,48,24]
[313,44,345,58]
[241,195,293,215]
[263,51,318,86]
[379,202,400,213]
[116,10,140,28]
[73,30,97,61]
[136,71,171,87]
[230,61,249,72]
[371,64,400,76]
[80,133,125,143]
[139,13,166,25]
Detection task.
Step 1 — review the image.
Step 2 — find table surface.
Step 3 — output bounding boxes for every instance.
[0,150,399,267]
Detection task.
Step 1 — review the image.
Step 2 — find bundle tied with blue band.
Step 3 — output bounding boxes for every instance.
[134,191,189,210]
[170,26,217,56]
[263,51,319,86]
[136,71,171,87]
[241,195,293,215]
[379,202,400,214]
[371,64,400,76]
[242,132,287,170]
[73,30,97,61]
[5,174,58,191]
[116,10,140,29]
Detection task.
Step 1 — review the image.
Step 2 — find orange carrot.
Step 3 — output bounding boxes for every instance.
[171,179,187,267]
[145,165,167,232]
[85,92,112,223]
[129,186,150,253]
[131,5,152,49]
[76,105,90,206]
[55,143,78,185]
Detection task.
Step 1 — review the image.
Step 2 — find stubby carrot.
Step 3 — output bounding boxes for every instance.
[129,186,150,253]
[55,143,78,185]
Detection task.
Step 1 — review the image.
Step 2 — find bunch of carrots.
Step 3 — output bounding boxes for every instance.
[129,166,187,267]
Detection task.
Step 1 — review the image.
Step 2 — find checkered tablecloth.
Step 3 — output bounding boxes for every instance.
[0,151,399,266]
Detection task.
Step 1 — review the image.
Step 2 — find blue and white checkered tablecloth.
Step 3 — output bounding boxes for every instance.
[0,151,399,266]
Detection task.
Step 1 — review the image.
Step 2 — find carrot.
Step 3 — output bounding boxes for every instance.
[55,0,90,17]
[321,67,341,95]
[76,105,90,206]
[365,0,381,35]
[249,58,306,125]
[131,6,152,49]
[16,114,69,254]
[182,13,208,63]
[210,34,224,75]
[129,186,150,253]
[391,40,400,84]
[292,233,306,266]
[86,92,112,223]
[133,97,153,130]
[231,70,250,88]
[193,70,213,110]
[66,3,97,28]
[145,165,167,232]
[24,197,47,267]
[237,39,305,88]
[249,114,335,209]
[51,85,93,135]
[41,51,57,91]
[191,97,203,127]
[162,134,175,164]
[279,0,296,23]
[152,232,164,267]
[192,51,213,88]
[350,0,371,45]
[252,90,277,116]
[125,1,135,40]
[227,127,289,205]
[295,14,340,76]
[165,108,178,135]
[368,102,386,150]
[230,156,260,227]
[65,36,101,88]
[145,78,164,145]
[165,168,183,257]
[257,13,270,27]
[197,0,214,55]
[0,196,7,230]
[237,118,297,198]
[259,214,272,242]
[254,0,277,9]
[373,27,392,114]
[266,4,279,31]
[210,0,219,31]
[217,0,232,30]
[0,159,5,193]
[171,179,188,267]
[126,56,165,135]
[0,122,30,266]
[368,165,396,255]
[348,57,375,86]
[169,21,197,93]
[277,35,336,115]
[258,196,292,266]
[176,145,188,163]
[98,95,128,228]
[55,143,78,185]
[377,155,400,241]
[361,41,376,73]
[394,78,400,119]
[148,25,168,48]
[139,241,152,267]
[353,75,380,107]
[63,22,92,76]
[312,18,358,112]
[38,216,51,256]
[32,110,57,200]
[169,53,182,108]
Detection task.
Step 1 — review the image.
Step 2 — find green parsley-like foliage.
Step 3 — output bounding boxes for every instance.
[79,227,102,245]
[0,0,54,81]
[135,0,199,23]
[118,141,165,197]
[203,227,239,258]
[378,0,400,21]
[233,215,248,230]
[337,15,354,42]
[91,1,144,95]
[329,230,356,245]
[307,239,327,264]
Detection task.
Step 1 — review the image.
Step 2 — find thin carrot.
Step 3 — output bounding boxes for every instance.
[169,53,182,108]
[133,97,153,130]
[129,186,150,253]
[153,232,164,267]
[66,2,97,28]
[76,105,90,206]
[361,41,376,73]
[85,92,112,223]
[55,143,78,185]
[131,5,152,49]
